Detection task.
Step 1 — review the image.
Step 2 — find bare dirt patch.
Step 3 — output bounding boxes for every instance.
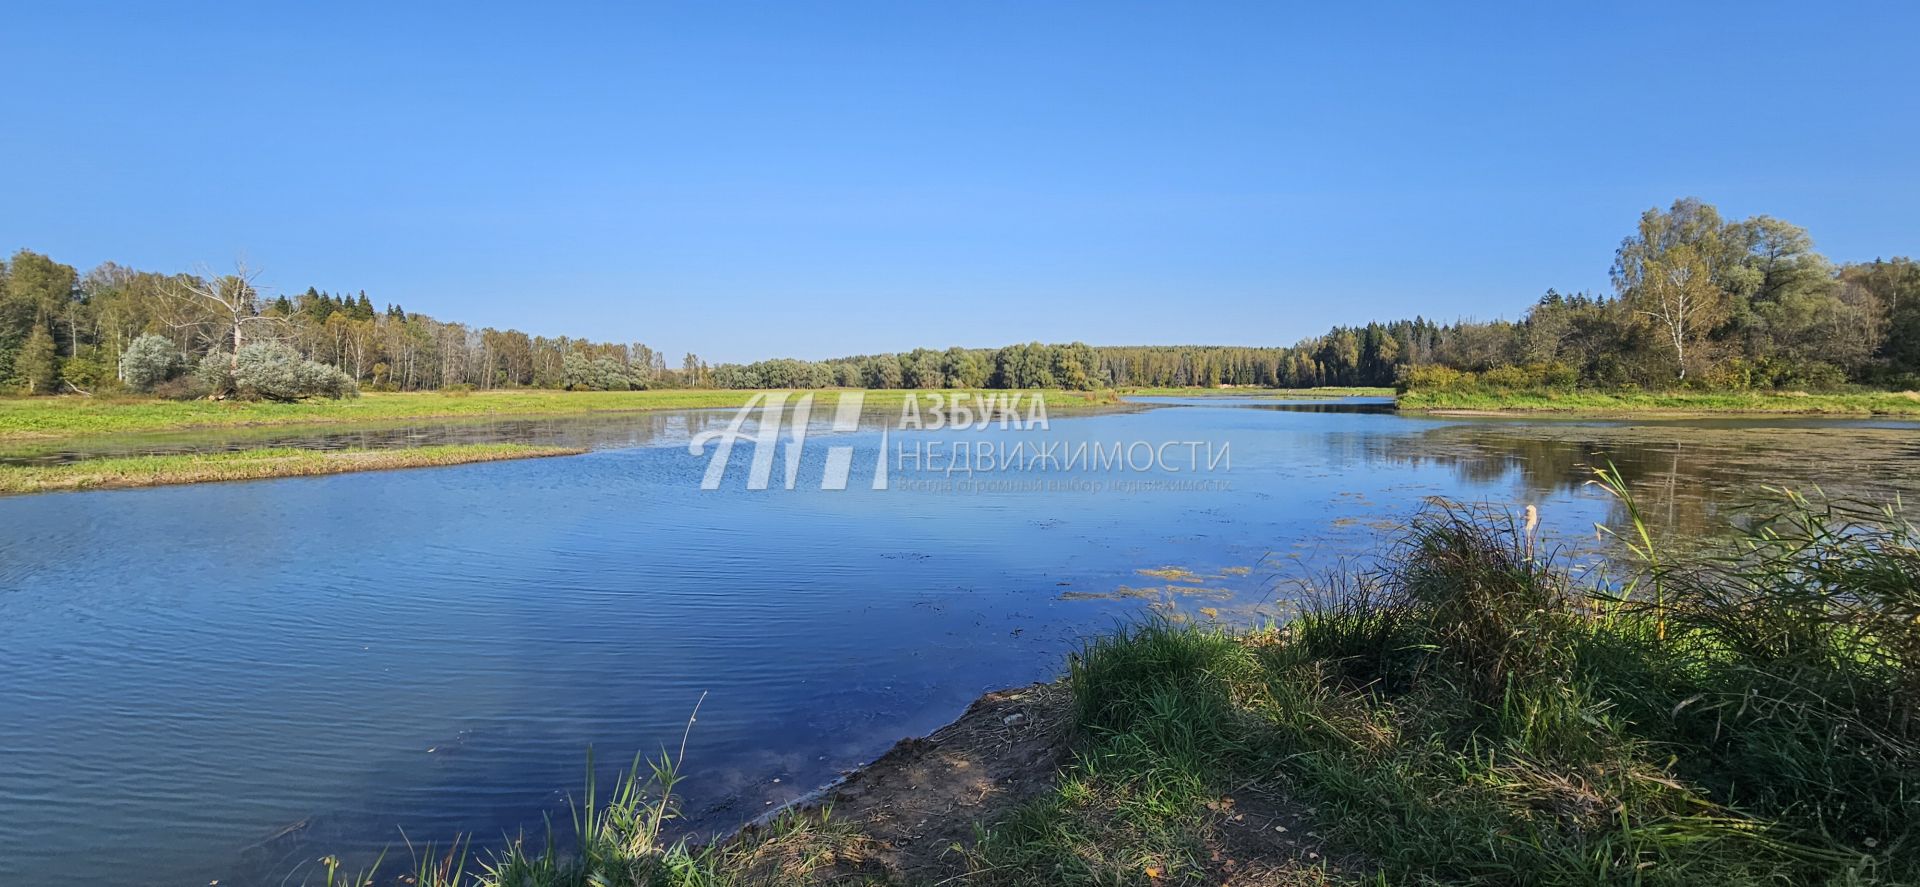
[1189,785,1359,885]
[772,683,1072,882]
[727,681,1353,885]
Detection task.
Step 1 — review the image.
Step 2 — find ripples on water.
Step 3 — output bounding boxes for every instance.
[2,397,1917,885]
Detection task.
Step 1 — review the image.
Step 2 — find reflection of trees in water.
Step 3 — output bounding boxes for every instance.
[1239,402,1397,415]
[1355,424,1920,542]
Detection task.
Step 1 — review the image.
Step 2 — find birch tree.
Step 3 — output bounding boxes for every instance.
[1613,202,1735,381]
[1634,244,1725,380]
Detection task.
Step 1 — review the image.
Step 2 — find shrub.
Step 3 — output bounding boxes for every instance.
[1703,357,1760,390]
[119,334,182,392]
[1709,357,1851,392]
[59,346,111,392]
[195,350,236,398]
[1399,362,1575,395]
[148,376,203,401]
[1768,359,1848,391]
[1397,364,1468,393]
[562,352,641,391]
[231,342,358,401]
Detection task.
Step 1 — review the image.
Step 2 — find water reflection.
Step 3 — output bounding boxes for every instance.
[1355,420,1920,543]
[1122,395,1394,412]
[1238,400,1397,414]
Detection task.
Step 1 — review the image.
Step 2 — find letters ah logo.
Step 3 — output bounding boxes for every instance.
[689,392,887,491]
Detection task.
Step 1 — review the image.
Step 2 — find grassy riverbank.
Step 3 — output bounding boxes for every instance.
[0,444,585,494]
[0,389,1123,440]
[964,483,1916,884]
[1398,387,1920,417]
[327,478,1917,886]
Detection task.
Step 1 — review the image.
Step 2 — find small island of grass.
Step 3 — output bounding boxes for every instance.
[0,443,586,494]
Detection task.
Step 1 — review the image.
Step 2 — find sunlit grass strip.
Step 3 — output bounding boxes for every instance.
[0,388,1125,440]
[1122,385,1395,398]
[1397,387,1920,416]
[0,444,586,494]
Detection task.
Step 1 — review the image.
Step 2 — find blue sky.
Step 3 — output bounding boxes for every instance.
[4,2,1915,363]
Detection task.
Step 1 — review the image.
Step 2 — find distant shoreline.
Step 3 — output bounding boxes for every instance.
[1395,388,1920,418]
[1119,385,1395,399]
[9,386,1916,454]
[0,388,1126,442]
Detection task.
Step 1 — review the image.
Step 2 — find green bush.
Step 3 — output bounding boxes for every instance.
[195,342,357,401]
[194,350,235,398]
[562,352,642,391]
[59,346,111,392]
[1399,362,1578,395]
[119,334,182,392]
[232,342,358,401]
[1709,357,1850,392]
[1397,363,1468,393]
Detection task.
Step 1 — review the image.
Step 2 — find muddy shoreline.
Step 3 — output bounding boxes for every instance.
[727,683,1073,881]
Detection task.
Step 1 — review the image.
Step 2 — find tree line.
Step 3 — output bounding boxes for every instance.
[1458,198,1920,392]
[724,198,1918,393]
[0,258,688,397]
[3,196,1915,398]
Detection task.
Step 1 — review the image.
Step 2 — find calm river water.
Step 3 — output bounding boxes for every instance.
[3,396,1917,885]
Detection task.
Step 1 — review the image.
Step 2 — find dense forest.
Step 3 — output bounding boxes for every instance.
[2,197,1915,398]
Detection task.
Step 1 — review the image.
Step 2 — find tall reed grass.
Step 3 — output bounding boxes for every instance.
[973,473,1916,884]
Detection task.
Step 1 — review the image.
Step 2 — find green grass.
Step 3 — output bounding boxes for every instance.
[1122,386,1395,398]
[1398,387,1920,416]
[0,388,1124,440]
[0,443,585,494]
[967,479,1918,885]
